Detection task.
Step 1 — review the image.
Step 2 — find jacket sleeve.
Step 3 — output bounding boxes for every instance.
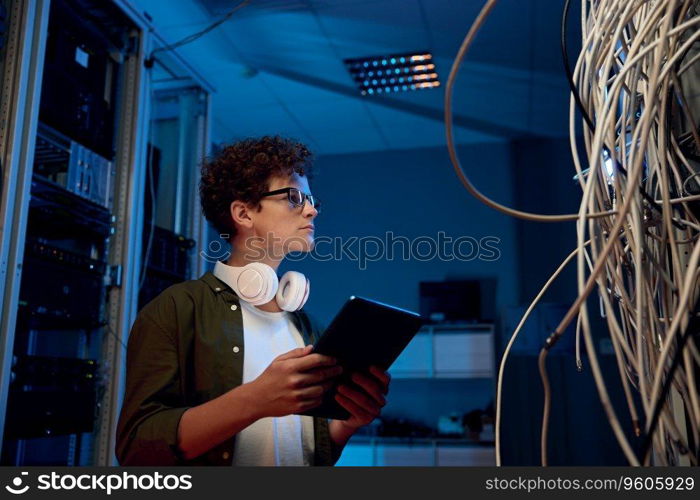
[115,313,190,465]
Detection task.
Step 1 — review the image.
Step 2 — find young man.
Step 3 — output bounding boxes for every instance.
[116,136,390,465]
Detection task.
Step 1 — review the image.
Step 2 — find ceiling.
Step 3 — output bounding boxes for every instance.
[132,0,580,155]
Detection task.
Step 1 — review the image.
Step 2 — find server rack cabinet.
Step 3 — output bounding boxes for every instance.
[0,0,212,466]
[0,0,147,466]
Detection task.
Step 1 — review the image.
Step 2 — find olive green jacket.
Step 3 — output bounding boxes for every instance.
[115,271,338,466]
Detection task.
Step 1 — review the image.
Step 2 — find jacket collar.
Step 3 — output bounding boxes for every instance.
[200,270,237,296]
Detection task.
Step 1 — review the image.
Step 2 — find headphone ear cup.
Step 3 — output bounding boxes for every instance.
[300,276,310,309]
[236,262,279,305]
[276,271,310,311]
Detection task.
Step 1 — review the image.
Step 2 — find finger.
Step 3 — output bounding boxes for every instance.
[318,364,344,380]
[337,384,382,413]
[322,379,336,393]
[350,372,386,406]
[296,385,326,400]
[296,380,335,399]
[297,398,324,412]
[369,366,391,392]
[276,345,313,361]
[292,352,337,371]
[301,365,343,386]
[335,392,374,422]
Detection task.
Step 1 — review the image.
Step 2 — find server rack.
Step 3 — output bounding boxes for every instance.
[0,0,212,465]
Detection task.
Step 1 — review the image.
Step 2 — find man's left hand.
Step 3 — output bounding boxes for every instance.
[334,365,391,429]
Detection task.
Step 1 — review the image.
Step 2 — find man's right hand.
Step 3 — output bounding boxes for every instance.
[246,345,342,418]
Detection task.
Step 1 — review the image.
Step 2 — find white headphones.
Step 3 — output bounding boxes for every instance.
[213,261,310,312]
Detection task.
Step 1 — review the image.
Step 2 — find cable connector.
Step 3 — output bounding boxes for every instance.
[543,332,560,351]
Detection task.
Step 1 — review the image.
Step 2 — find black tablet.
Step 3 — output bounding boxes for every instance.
[300,296,424,420]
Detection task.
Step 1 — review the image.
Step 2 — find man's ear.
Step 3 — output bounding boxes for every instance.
[230,200,254,230]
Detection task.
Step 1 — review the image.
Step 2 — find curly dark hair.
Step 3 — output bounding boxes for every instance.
[199,136,314,237]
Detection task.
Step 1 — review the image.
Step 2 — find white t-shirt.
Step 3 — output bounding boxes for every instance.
[231,299,315,466]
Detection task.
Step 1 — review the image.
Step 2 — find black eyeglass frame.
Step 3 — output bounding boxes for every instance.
[260,187,321,211]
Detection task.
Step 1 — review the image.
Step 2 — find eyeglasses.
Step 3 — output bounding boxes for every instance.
[260,187,321,212]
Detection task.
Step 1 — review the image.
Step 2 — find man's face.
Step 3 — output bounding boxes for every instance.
[248,172,318,257]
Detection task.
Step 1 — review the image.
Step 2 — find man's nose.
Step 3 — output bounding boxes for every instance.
[303,202,318,218]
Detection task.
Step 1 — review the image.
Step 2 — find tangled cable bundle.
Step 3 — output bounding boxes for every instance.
[445,0,700,466]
